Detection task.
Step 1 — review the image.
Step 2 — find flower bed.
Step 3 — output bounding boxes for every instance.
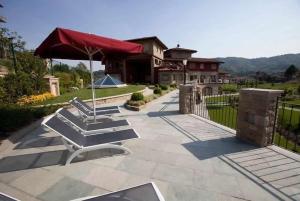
[17,92,54,105]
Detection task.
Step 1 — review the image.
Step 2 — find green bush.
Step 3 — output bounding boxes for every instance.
[170,83,177,88]
[160,85,168,90]
[130,92,144,101]
[221,85,237,93]
[0,104,60,134]
[153,88,162,94]
[126,100,145,107]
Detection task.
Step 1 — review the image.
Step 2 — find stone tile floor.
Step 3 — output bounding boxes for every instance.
[0,90,299,201]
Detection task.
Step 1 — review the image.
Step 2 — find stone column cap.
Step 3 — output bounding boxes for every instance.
[240,88,284,94]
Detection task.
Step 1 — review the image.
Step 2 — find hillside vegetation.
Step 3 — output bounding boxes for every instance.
[218,53,300,75]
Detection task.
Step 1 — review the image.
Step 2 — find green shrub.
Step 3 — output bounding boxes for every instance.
[221,85,237,93]
[126,100,145,107]
[170,83,177,88]
[130,92,144,101]
[153,88,162,94]
[160,85,168,90]
[0,104,60,134]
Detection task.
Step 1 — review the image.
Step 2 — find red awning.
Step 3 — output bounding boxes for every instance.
[34,27,143,60]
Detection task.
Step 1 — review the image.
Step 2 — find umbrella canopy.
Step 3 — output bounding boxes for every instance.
[34,27,143,60]
[34,27,143,120]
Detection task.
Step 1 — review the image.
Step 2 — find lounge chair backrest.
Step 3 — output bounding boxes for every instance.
[74,97,92,111]
[43,115,85,147]
[69,99,90,116]
[56,108,86,130]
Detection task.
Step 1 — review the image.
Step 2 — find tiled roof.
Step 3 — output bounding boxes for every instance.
[126,36,168,49]
[165,47,197,53]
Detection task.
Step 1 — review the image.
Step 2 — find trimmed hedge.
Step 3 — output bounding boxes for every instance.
[153,88,162,94]
[131,92,144,101]
[0,104,60,134]
[159,85,168,90]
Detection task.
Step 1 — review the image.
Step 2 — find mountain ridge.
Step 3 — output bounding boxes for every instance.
[217,53,300,75]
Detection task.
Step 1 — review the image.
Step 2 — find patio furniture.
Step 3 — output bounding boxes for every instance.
[73,97,119,111]
[56,108,130,134]
[72,182,165,201]
[69,99,120,120]
[0,193,20,201]
[42,115,139,165]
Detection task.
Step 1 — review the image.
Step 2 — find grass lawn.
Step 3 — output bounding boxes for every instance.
[207,105,238,129]
[286,99,300,105]
[38,85,145,105]
[273,133,300,153]
[278,105,300,129]
[257,82,299,90]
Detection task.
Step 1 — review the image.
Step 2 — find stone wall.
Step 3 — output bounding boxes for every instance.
[236,88,283,147]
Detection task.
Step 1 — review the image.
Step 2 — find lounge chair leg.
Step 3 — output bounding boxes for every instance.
[62,138,75,152]
[65,149,85,165]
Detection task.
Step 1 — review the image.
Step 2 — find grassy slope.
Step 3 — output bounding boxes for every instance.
[39,85,145,105]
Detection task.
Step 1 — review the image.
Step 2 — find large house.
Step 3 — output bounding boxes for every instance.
[104,36,167,84]
[104,37,224,91]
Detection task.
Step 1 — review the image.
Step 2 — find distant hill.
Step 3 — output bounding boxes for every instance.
[217,53,300,75]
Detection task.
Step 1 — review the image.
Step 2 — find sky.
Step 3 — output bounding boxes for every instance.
[2,0,300,70]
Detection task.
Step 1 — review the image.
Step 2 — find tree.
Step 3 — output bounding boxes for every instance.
[75,62,88,71]
[284,65,298,80]
[52,63,70,72]
[0,27,26,71]
[2,72,34,103]
[16,50,47,93]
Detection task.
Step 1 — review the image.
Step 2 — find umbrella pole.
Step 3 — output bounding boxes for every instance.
[88,54,97,121]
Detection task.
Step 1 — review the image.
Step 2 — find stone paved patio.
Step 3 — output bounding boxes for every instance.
[0,90,299,201]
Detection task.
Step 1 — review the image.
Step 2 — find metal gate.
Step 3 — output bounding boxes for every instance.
[272,98,300,153]
[191,89,239,130]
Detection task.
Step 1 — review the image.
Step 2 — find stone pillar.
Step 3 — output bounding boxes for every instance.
[79,79,84,88]
[236,88,283,147]
[179,84,195,114]
[44,75,60,97]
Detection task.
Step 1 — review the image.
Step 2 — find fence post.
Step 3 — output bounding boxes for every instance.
[236,88,283,147]
[179,84,195,114]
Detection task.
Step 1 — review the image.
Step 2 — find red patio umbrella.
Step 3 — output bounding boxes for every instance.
[35,27,143,119]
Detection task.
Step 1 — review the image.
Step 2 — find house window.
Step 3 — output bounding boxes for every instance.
[190,75,197,81]
[172,74,175,80]
[204,63,210,69]
[199,64,204,69]
[189,63,196,70]
[211,64,217,70]
[155,59,159,65]
[200,75,205,83]
[211,75,216,82]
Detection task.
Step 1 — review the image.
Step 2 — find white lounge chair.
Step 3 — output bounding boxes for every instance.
[56,108,130,134]
[69,99,120,120]
[0,193,20,201]
[71,182,165,201]
[42,115,139,165]
[73,97,119,111]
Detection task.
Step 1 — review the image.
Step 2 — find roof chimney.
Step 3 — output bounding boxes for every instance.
[177,44,180,48]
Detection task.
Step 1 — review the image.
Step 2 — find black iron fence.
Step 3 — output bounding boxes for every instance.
[273,100,300,153]
[192,91,239,130]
